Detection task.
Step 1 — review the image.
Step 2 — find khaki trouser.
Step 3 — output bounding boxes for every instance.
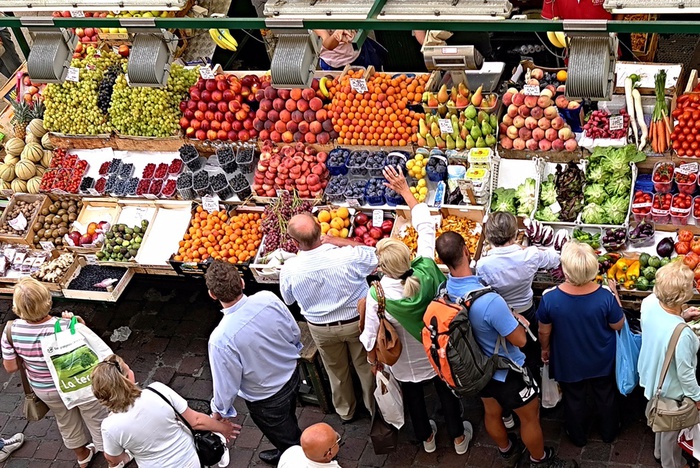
[307,320,375,420]
[35,388,108,451]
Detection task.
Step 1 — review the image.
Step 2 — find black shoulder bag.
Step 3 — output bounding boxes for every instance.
[145,386,225,467]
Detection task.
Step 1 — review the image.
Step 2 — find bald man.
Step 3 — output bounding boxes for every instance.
[280,213,377,422]
[279,423,342,467]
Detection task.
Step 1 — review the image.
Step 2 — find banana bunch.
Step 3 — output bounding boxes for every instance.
[546,31,567,49]
[210,29,238,51]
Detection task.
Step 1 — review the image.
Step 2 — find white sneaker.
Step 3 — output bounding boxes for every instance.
[0,433,24,462]
[503,414,515,429]
[454,421,474,455]
[423,420,437,453]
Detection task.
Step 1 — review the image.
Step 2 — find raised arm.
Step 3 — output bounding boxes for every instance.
[313,30,340,50]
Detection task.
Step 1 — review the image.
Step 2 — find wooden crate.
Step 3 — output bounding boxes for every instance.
[95,201,159,267]
[66,199,121,255]
[0,194,50,245]
[61,257,134,302]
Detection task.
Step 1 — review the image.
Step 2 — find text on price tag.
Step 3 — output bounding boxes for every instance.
[523,85,540,96]
[677,163,698,175]
[350,78,368,93]
[438,119,454,134]
[66,67,80,82]
[70,10,85,17]
[8,213,27,232]
[609,115,624,131]
[200,67,216,80]
[372,210,383,227]
[202,196,219,213]
[40,241,55,252]
[347,198,361,208]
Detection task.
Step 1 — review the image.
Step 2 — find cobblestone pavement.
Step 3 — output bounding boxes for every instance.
[0,276,669,467]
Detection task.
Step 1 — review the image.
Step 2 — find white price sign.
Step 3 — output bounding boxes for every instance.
[523,85,541,96]
[39,241,55,252]
[549,201,562,214]
[70,10,85,17]
[677,163,698,175]
[349,78,368,93]
[8,212,27,232]
[200,67,216,80]
[609,115,625,131]
[632,202,652,209]
[347,198,361,208]
[372,210,383,227]
[438,119,454,134]
[65,67,80,82]
[202,196,218,213]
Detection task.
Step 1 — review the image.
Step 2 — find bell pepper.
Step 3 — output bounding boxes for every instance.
[626,261,641,281]
[623,279,635,290]
[616,267,627,283]
[615,258,634,272]
[607,263,619,279]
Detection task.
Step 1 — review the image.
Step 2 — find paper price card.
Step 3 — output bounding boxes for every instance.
[438,119,454,134]
[39,241,55,252]
[66,67,80,82]
[202,196,219,214]
[350,79,368,93]
[609,115,624,131]
[523,85,540,96]
[373,210,383,227]
[200,67,216,79]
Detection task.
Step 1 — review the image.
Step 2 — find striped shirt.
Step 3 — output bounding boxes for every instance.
[280,244,378,324]
[1,317,69,390]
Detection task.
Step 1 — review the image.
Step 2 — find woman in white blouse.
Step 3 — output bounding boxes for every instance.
[359,165,473,455]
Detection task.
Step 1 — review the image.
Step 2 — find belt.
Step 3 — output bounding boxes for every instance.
[308,316,360,327]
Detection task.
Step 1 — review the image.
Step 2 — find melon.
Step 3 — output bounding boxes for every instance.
[4,154,19,165]
[35,166,46,177]
[26,176,41,194]
[41,133,53,150]
[41,150,52,168]
[25,134,40,145]
[15,160,36,180]
[27,119,47,138]
[21,143,43,163]
[0,164,15,182]
[4,138,25,156]
[0,180,9,190]
[11,179,27,193]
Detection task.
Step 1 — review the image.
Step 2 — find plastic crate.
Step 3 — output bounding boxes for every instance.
[365,151,387,178]
[364,179,386,206]
[427,153,448,182]
[236,146,255,174]
[651,193,671,224]
[634,173,654,193]
[385,188,405,206]
[344,180,366,206]
[328,148,350,176]
[631,191,653,222]
[652,161,674,193]
[628,220,656,247]
[347,151,369,177]
[325,176,349,203]
[671,193,692,225]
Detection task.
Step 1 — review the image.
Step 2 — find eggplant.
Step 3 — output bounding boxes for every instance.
[656,237,675,258]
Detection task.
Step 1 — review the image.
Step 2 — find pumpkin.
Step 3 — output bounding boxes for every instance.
[27,119,47,138]
[21,143,43,163]
[14,160,36,180]
[4,138,25,156]
[11,179,27,193]
[0,163,15,182]
[41,150,52,168]
[4,154,19,165]
[41,133,53,150]
[26,176,41,194]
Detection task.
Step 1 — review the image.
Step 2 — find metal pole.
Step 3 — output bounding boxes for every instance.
[11,27,29,59]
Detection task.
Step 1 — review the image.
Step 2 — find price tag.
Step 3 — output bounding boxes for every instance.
[671,206,691,214]
[523,85,540,96]
[8,213,27,232]
[609,115,625,131]
[199,67,216,80]
[632,202,653,209]
[438,119,454,134]
[87,188,100,196]
[347,198,361,208]
[70,10,85,17]
[66,67,80,82]
[134,207,149,222]
[678,163,698,175]
[276,189,289,198]
[202,196,218,213]
[372,210,383,227]
[349,78,368,93]
[549,201,562,214]
[39,241,55,252]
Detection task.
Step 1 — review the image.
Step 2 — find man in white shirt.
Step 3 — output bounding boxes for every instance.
[280,214,376,422]
[279,423,342,468]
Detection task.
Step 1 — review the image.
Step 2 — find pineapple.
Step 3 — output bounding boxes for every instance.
[9,101,32,140]
[30,101,45,121]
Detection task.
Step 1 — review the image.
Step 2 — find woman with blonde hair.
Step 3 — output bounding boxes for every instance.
[91,354,240,468]
[359,165,473,455]
[536,241,625,447]
[0,277,107,468]
[639,261,700,468]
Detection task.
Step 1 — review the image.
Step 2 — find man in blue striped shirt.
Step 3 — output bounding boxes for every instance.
[280,213,377,422]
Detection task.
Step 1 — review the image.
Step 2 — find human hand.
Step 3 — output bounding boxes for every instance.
[696,400,700,411]
[541,350,550,364]
[220,421,242,442]
[211,412,223,421]
[683,307,700,322]
[370,362,384,375]
[513,313,530,328]
[62,311,84,324]
[382,166,410,196]
[321,235,345,247]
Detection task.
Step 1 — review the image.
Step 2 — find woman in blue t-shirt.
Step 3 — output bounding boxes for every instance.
[536,241,625,447]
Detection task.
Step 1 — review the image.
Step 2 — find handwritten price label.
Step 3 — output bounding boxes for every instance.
[609,115,625,131]
[347,198,361,208]
[70,10,85,17]
[65,67,80,82]
[523,85,540,96]
[373,210,383,227]
[349,78,368,93]
[200,67,216,80]
[39,241,55,252]
[438,119,454,134]
[202,196,218,213]
[677,163,698,175]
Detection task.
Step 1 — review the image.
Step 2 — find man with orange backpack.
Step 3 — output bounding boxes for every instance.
[434,232,577,468]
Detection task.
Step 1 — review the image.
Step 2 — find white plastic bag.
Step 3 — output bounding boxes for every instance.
[374,370,404,429]
[41,317,113,409]
[541,364,562,409]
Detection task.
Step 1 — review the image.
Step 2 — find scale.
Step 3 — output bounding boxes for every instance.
[423,44,484,86]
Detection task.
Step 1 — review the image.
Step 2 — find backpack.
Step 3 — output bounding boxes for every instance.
[422,285,514,397]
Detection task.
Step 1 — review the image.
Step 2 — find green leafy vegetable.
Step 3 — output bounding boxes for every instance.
[581,202,607,224]
[584,184,606,205]
[602,196,629,225]
[539,174,557,206]
[535,206,560,222]
[605,177,632,197]
[515,178,537,216]
[491,188,517,215]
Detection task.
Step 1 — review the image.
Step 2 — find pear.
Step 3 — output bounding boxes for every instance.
[490,113,498,129]
[438,103,448,118]
[426,134,436,148]
[471,85,483,107]
[435,135,446,149]
[455,95,469,108]
[419,119,428,137]
[437,84,449,104]
[477,110,489,124]
[427,96,439,108]
[485,134,497,146]
[476,137,486,148]
[446,134,456,150]
[481,121,492,136]
[465,105,477,120]
[458,82,470,99]
[422,91,431,103]
[460,127,468,140]
[430,122,441,138]
[417,136,427,147]
[470,124,482,140]
[451,86,458,102]
[466,135,476,149]
[464,119,475,131]
[456,134,466,150]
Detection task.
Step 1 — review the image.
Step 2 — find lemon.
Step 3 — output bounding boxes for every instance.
[422,159,428,167]
[415,154,424,162]
[406,160,415,169]
[410,186,417,194]
[417,179,426,187]
[419,186,428,195]
[421,168,427,177]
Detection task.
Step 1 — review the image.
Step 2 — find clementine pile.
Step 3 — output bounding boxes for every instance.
[174,206,262,264]
[328,70,429,146]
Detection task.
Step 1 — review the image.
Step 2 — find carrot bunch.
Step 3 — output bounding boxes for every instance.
[651,69,672,153]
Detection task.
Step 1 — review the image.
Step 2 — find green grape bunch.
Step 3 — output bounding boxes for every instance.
[43,50,126,135]
[109,64,199,138]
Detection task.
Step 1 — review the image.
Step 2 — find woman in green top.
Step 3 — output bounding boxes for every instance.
[359,165,473,455]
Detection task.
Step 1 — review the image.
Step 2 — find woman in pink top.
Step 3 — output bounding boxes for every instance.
[1,277,107,468]
[314,30,387,71]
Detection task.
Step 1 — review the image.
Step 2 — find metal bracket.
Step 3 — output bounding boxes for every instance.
[20,17,54,27]
[120,18,157,28]
[265,17,305,28]
[352,29,368,50]
[563,19,608,32]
